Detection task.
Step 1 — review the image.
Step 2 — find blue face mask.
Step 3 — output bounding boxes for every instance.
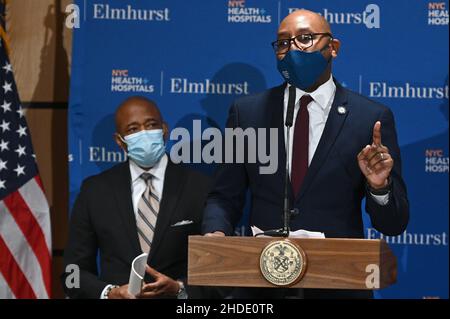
[121,129,166,168]
[277,45,331,90]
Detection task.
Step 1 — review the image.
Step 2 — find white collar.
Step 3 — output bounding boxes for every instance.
[288,75,336,110]
[129,153,168,184]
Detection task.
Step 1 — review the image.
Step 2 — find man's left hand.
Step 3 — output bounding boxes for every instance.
[357,121,393,189]
[137,266,180,298]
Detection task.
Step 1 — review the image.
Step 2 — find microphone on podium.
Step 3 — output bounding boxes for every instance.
[256,85,298,237]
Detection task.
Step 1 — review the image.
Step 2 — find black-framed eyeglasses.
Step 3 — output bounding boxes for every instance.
[271,32,333,54]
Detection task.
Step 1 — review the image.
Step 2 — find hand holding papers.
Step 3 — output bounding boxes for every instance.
[127,253,148,296]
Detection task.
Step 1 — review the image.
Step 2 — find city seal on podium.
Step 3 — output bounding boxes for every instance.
[259,240,307,286]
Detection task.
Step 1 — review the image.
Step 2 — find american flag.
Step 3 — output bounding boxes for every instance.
[0,5,52,299]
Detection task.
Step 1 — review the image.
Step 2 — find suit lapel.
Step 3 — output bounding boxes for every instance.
[148,160,186,262]
[296,82,350,201]
[111,162,141,256]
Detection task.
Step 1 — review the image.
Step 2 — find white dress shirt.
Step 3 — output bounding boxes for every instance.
[283,75,336,174]
[283,75,389,205]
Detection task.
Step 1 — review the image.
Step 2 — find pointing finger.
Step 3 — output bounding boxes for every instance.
[372,121,382,146]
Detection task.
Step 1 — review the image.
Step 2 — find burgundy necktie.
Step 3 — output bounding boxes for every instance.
[291,94,313,198]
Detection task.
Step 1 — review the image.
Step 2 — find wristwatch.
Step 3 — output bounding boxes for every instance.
[176,281,187,299]
[367,177,392,196]
[103,285,119,299]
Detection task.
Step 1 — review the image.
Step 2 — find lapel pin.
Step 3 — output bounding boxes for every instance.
[337,106,347,115]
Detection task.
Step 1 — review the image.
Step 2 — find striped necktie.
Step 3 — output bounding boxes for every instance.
[136,172,160,253]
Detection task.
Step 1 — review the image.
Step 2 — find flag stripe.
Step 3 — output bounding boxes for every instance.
[0,201,48,298]
[0,271,16,299]
[18,176,52,250]
[34,175,45,191]
[0,234,37,299]
[3,188,52,297]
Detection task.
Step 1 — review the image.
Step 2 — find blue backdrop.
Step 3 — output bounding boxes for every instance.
[68,0,449,298]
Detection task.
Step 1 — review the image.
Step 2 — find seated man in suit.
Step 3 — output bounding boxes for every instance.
[62,96,211,299]
[202,10,409,298]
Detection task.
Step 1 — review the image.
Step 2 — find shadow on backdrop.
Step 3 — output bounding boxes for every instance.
[170,63,267,241]
[170,62,267,177]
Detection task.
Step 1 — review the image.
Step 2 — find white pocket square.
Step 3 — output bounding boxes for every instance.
[171,220,194,227]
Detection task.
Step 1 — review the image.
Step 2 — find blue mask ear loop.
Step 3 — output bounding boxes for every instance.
[318,37,334,65]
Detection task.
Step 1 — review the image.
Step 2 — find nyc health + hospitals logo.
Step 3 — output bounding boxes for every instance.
[227,0,272,23]
[425,149,449,173]
[110,69,155,93]
[427,2,449,25]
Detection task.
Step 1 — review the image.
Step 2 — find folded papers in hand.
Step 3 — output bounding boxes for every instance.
[127,252,148,296]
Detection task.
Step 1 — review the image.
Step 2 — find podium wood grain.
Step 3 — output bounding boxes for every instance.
[188,236,397,289]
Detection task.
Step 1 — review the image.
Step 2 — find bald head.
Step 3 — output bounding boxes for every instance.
[275,9,340,59]
[115,96,163,134]
[275,9,340,91]
[278,9,331,37]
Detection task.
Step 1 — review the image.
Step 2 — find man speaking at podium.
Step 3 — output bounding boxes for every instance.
[202,10,409,298]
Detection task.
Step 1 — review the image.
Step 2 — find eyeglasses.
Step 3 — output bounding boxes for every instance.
[271,32,333,54]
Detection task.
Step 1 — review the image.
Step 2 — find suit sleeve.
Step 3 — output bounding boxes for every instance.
[365,108,409,236]
[202,103,249,235]
[61,180,108,298]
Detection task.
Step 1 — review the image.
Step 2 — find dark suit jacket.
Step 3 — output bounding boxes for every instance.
[62,159,211,299]
[202,81,409,298]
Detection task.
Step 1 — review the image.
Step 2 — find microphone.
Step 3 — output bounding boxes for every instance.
[285,85,296,127]
[256,85,296,238]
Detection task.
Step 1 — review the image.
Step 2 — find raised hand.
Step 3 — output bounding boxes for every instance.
[357,121,393,189]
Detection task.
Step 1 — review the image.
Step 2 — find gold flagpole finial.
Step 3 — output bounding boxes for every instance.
[0,0,11,56]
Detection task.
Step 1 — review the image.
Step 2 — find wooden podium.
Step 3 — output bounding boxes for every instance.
[188,236,397,289]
